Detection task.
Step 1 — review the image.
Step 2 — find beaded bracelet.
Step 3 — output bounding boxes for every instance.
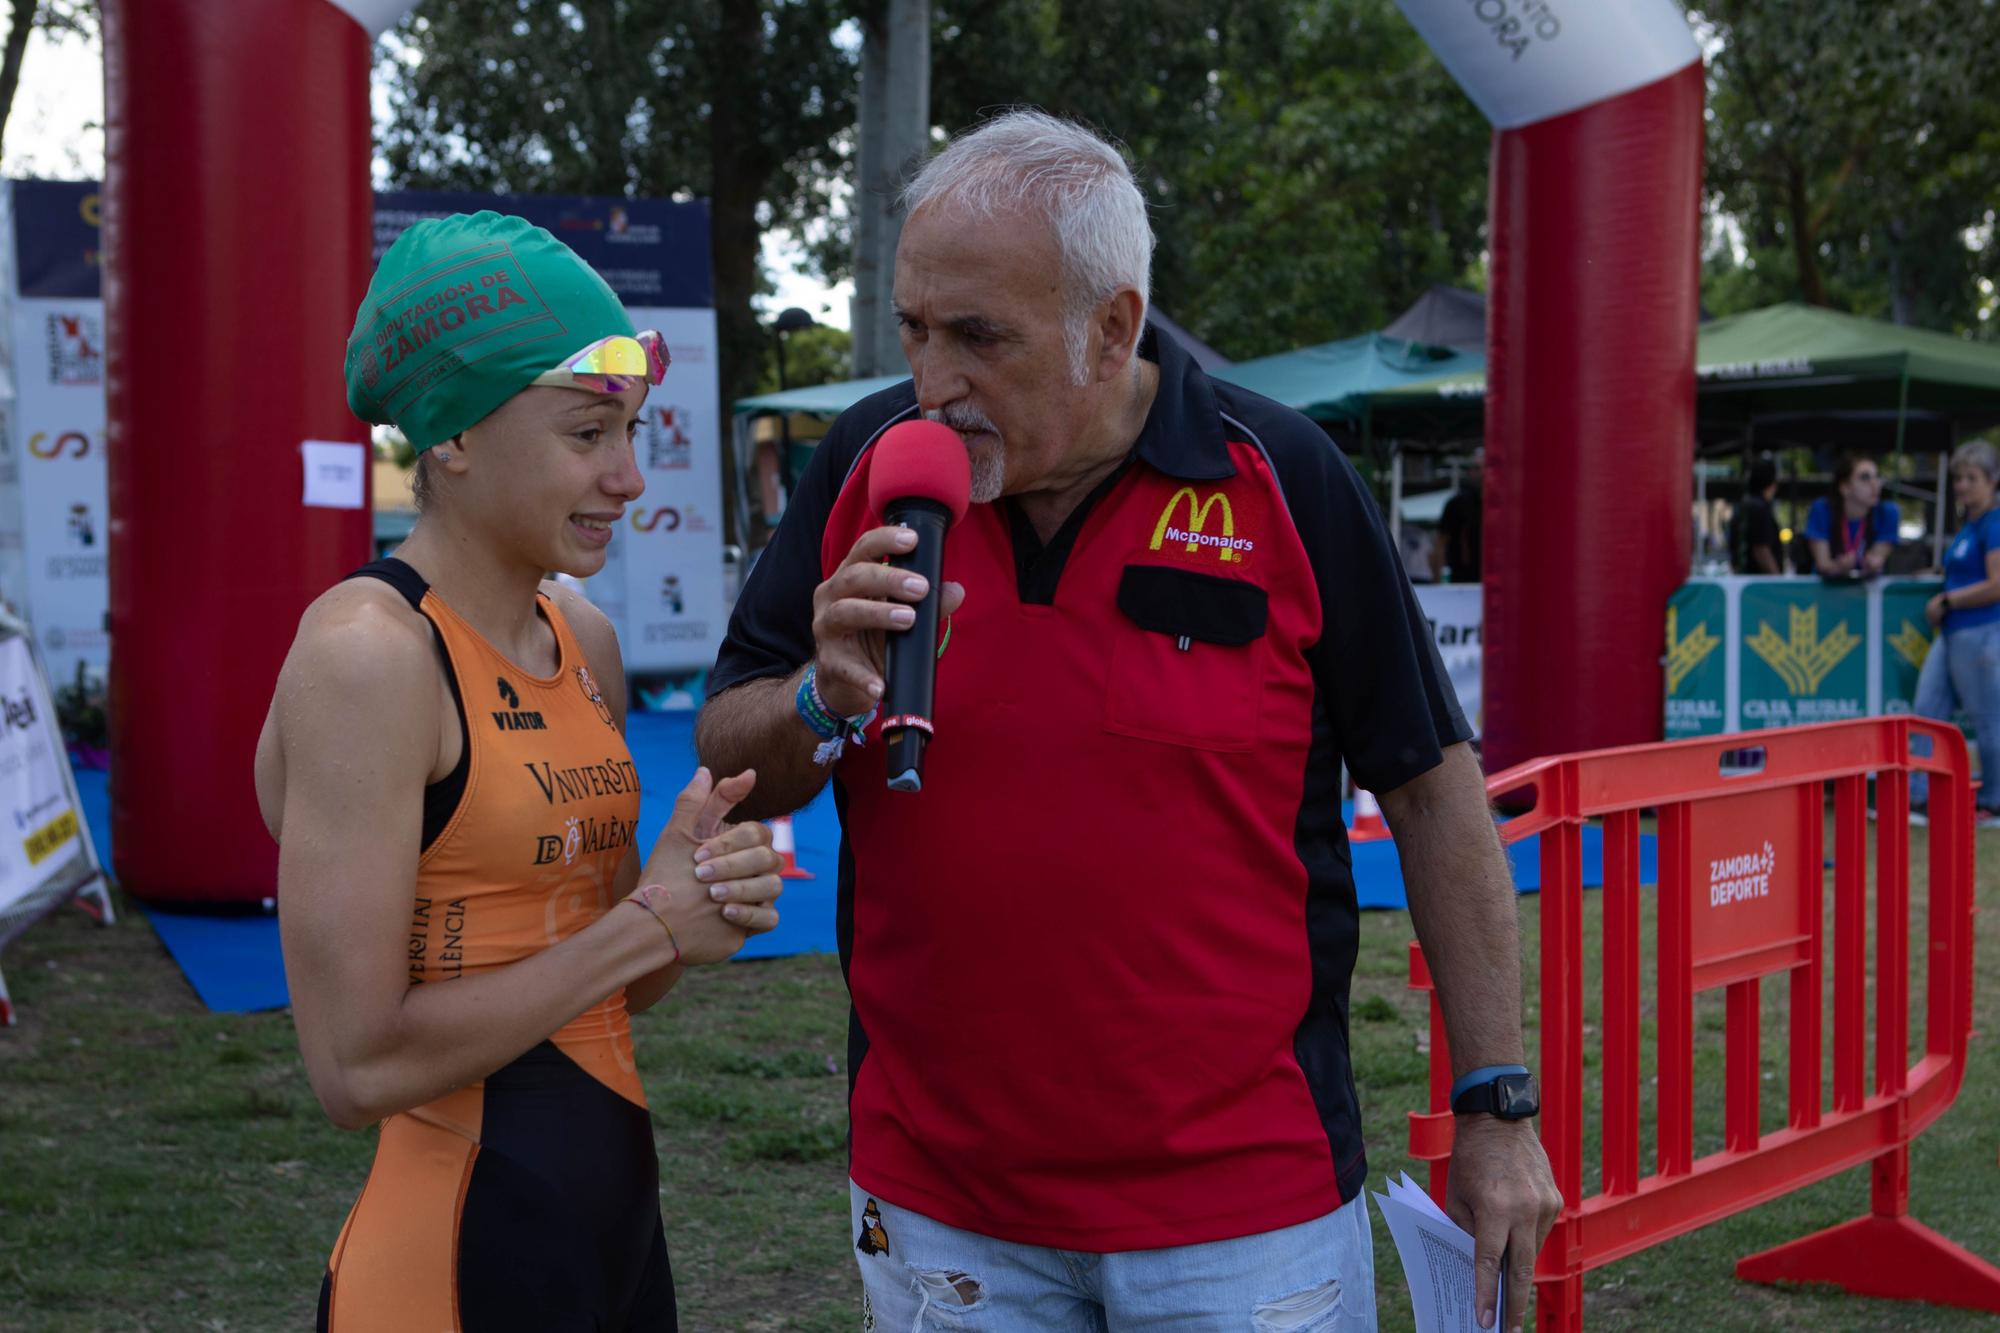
[796,664,877,767]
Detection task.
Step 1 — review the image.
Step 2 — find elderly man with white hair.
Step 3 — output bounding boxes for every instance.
[698,109,1558,1331]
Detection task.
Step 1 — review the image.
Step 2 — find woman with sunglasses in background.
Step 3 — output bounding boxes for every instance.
[1805,452,1900,578]
[255,213,779,1331]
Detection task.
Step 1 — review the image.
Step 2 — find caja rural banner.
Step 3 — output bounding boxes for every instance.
[1665,576,1954,740]
[0,182,724,686]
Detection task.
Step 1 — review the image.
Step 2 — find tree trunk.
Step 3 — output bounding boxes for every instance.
[850,12,887,375]
[850,0,928,377]
[1887,217,1916,325]
[1785,162,1826,306]
[0,1,40,156]
[708,0,772,414]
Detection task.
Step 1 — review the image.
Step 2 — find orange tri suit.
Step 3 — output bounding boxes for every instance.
[315,559,671,1333]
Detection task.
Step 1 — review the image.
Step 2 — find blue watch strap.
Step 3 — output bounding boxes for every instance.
[1450,1064,1530,1104]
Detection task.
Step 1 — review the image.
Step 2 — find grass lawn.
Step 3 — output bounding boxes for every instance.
[3,818,1999,1330]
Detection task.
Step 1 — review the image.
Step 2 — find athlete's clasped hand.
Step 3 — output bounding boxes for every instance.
[809,525,968,719]
[625,767,784,966]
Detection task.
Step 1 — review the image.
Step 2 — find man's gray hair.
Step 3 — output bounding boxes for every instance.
[901,109,1153,382]
[1952,438,2000,485]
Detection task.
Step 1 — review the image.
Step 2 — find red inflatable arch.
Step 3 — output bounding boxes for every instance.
[104,0,409,903]
[99,3,1701,900]
[1396,2,1705,772]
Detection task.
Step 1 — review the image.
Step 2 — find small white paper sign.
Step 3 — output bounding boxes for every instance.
[301,440,367,510]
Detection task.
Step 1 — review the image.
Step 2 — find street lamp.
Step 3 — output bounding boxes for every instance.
[773,306,816,390]
[754,307,820,541]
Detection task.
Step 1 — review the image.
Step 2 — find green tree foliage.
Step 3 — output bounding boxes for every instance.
[376,0,2000,400]
[756,322,852,395]
[929,0,1490,358]
[1696,2,2000,335]
[377,0,856,405]
[1,2,98,162]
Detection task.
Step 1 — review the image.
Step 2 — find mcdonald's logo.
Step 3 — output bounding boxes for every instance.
[1149,487,1253,563]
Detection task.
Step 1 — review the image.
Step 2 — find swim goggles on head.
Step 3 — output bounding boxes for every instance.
[531,329,669,394]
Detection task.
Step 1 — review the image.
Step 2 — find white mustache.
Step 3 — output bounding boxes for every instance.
[926,405,998,438]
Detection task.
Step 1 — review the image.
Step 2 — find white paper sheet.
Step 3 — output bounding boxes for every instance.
[1372,1172,1503,1333]
[300,440,366,510]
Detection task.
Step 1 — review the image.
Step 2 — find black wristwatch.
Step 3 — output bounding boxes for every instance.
[1451,1069,1541,1120]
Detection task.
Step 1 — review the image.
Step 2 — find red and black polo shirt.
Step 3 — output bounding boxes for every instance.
[708,328,1470,1251]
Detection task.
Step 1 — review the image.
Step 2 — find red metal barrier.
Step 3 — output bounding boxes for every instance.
[1407,719,1995,1327]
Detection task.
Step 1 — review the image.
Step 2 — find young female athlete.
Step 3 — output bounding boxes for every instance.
[254,212,780,1331]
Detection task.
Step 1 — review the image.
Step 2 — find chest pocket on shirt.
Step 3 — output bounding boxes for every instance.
[1103,564,1268,752]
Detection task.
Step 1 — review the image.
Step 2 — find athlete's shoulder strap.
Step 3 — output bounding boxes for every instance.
[338,556,467,856]
[343,556,430,610]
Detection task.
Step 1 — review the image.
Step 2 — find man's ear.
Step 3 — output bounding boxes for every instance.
[1092,287,1146,384]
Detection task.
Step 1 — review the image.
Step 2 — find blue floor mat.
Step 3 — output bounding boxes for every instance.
[72,766,292,1014]
[71,766,110,868]
[139,906,289,1013]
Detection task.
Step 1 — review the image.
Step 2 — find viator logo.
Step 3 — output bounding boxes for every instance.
[493,676,547,731]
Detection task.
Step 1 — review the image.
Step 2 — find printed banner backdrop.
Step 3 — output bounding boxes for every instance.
[1663,577,1947,738]
[1664,581,1726,739]
[0,184,722,687]
[0,634,83,915]
[1413,583,1482,739]
[1879,580,1938,714]
[1738,581,1868,730]
[374,191,723,675]
[9,181,105,690]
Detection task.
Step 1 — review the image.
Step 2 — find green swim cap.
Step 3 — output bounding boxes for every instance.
[344,211,634,452]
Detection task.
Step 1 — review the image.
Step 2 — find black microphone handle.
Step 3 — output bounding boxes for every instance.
[881,498,951,792]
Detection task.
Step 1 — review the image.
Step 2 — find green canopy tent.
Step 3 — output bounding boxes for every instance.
[733,374,911,417]
[1207,331,1483,426]
[1362,302,2000,448]
[727,375,907,549]
[1361,301,2000,562]
[1205,333,1485,547]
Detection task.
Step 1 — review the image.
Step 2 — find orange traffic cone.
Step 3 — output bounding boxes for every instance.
[1348,786,1390,842]
[770,815,815,879]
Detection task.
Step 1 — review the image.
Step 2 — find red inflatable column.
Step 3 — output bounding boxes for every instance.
[103,1,396,902]
[1396,6,1704,771]
[1482,64,1705,769]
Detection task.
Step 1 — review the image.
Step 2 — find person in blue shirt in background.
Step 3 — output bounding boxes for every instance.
[1804,453,1899,578]
[1910,439,2000,828]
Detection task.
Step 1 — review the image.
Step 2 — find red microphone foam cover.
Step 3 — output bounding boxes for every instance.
[868,419,972,527]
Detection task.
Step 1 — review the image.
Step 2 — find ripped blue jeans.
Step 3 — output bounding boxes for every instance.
[848,1180,1375,1331]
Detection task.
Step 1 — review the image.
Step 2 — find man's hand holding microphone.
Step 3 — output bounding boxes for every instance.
[806,421,972,790]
